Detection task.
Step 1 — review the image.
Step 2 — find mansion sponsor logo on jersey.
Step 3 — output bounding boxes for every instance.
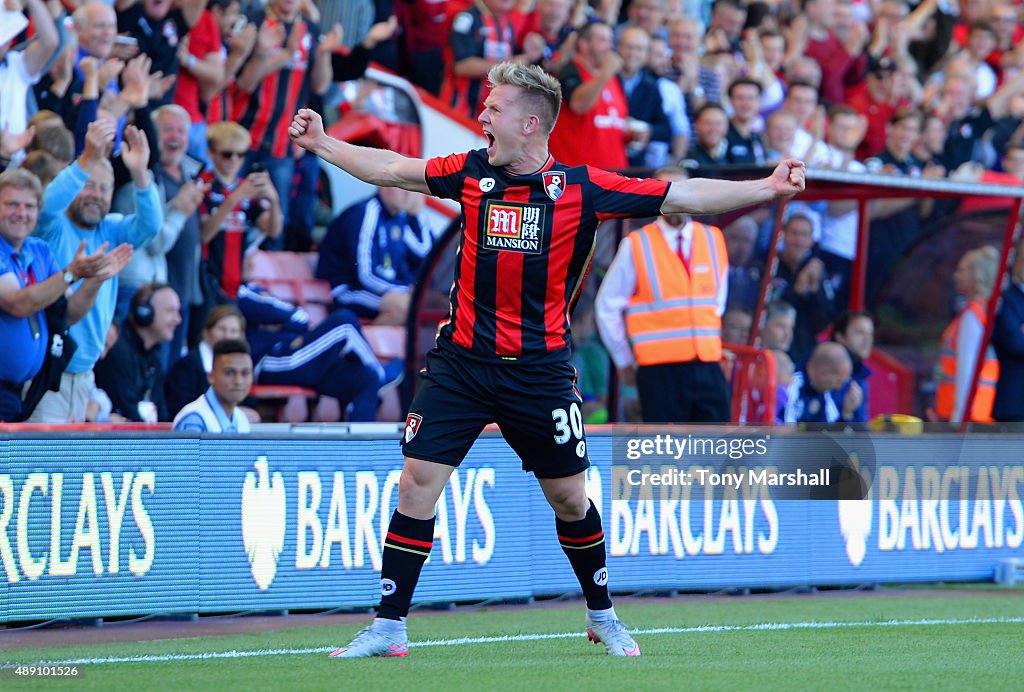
[484,200,545,254]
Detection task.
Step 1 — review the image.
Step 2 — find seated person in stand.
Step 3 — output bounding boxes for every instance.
[316,186,439,325]
[782,341,855,424]
[173,338,254,432]
[165,303,259,422]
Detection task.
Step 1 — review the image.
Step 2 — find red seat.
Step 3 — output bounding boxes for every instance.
[247,251,279,281]
[248,384,319,423]
[274,252,315,279]
[299,279,333,304]
[249,385,316,399]
[262,279,299,303]
[362,325,406,360]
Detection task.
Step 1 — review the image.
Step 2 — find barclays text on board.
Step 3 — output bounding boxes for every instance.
[0,434,1022,622]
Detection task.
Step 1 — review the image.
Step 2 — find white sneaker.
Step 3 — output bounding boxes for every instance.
[329,622,409,658]
[585,614,641,657]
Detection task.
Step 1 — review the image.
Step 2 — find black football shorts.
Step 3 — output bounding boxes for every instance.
[401,348,591,479]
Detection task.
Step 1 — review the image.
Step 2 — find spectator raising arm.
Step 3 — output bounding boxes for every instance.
[235,21,291,93]
[177,34,226,95]
[20,0,61,78]
[209,22,257,101]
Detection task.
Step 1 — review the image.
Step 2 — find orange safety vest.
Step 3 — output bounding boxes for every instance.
[935,300,1000,422]
[624,222,728,365]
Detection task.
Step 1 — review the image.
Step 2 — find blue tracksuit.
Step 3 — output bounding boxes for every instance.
[237,284,383,421]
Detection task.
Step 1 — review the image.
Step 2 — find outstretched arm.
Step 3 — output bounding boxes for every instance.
[662,159,805,215]
[289,109,430,193]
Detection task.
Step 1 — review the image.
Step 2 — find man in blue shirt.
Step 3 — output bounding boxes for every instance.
[783,342,854,424]
[28,119,162,423]
[0,168,130,421]
[316,187,439,325]
[173,339,253,432]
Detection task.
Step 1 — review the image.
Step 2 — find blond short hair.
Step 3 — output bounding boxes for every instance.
[962,246,1000,301]
[207,121,252,152]
[0,168,43,204]
[487,62,562,134]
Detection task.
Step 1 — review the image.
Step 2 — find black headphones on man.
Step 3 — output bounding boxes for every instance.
[130,282,171,328]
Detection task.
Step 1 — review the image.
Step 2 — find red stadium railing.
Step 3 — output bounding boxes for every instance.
[725,344,779,425]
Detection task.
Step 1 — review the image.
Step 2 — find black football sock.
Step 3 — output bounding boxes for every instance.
[556,500,613,610]
[377,510,435,621]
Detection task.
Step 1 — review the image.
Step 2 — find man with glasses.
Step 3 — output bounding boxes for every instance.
[198,120,282,305]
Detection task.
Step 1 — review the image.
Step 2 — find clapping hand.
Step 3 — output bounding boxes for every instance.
[95,243,134,280]
[81,118,116,167]
[1,123,34,158]
[171,179,208,216]
[67,240,111,279]
[122,125,151,186]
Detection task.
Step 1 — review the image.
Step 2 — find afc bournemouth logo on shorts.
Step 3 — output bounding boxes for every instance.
[405,413,423,443]
[484,200,544,254]
[542,170,565,201]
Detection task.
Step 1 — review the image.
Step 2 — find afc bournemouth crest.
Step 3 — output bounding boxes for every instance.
[405,414,423,443]
[542,170,565,201]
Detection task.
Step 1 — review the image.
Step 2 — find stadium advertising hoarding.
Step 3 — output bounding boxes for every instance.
[0,431,1021,622]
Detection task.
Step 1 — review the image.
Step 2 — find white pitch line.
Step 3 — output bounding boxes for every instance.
[1,617,1022,668]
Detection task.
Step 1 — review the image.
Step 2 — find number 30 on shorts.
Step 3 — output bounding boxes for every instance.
[552,403,584,444]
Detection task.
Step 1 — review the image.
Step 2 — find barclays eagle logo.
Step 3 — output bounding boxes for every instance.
[241,456,287,590]
[837,453,873,567]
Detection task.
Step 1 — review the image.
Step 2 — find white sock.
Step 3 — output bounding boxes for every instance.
[373,616,407,633]
[588,606,617,622]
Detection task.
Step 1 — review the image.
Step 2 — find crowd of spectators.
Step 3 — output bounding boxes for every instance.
[1,0,1024,426]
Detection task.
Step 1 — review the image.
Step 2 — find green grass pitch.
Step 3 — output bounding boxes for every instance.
[1,589,1022,691]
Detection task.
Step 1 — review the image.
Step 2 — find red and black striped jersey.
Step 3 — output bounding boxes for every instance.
[425,149,669,365]
[199,171,268,299]
[231,10,321,158]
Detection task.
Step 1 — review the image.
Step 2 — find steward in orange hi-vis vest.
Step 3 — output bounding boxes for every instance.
[935,300,1000,422]
[625,221,728,365]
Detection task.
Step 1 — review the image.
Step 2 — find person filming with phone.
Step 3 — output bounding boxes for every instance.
[197,121,282,310]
